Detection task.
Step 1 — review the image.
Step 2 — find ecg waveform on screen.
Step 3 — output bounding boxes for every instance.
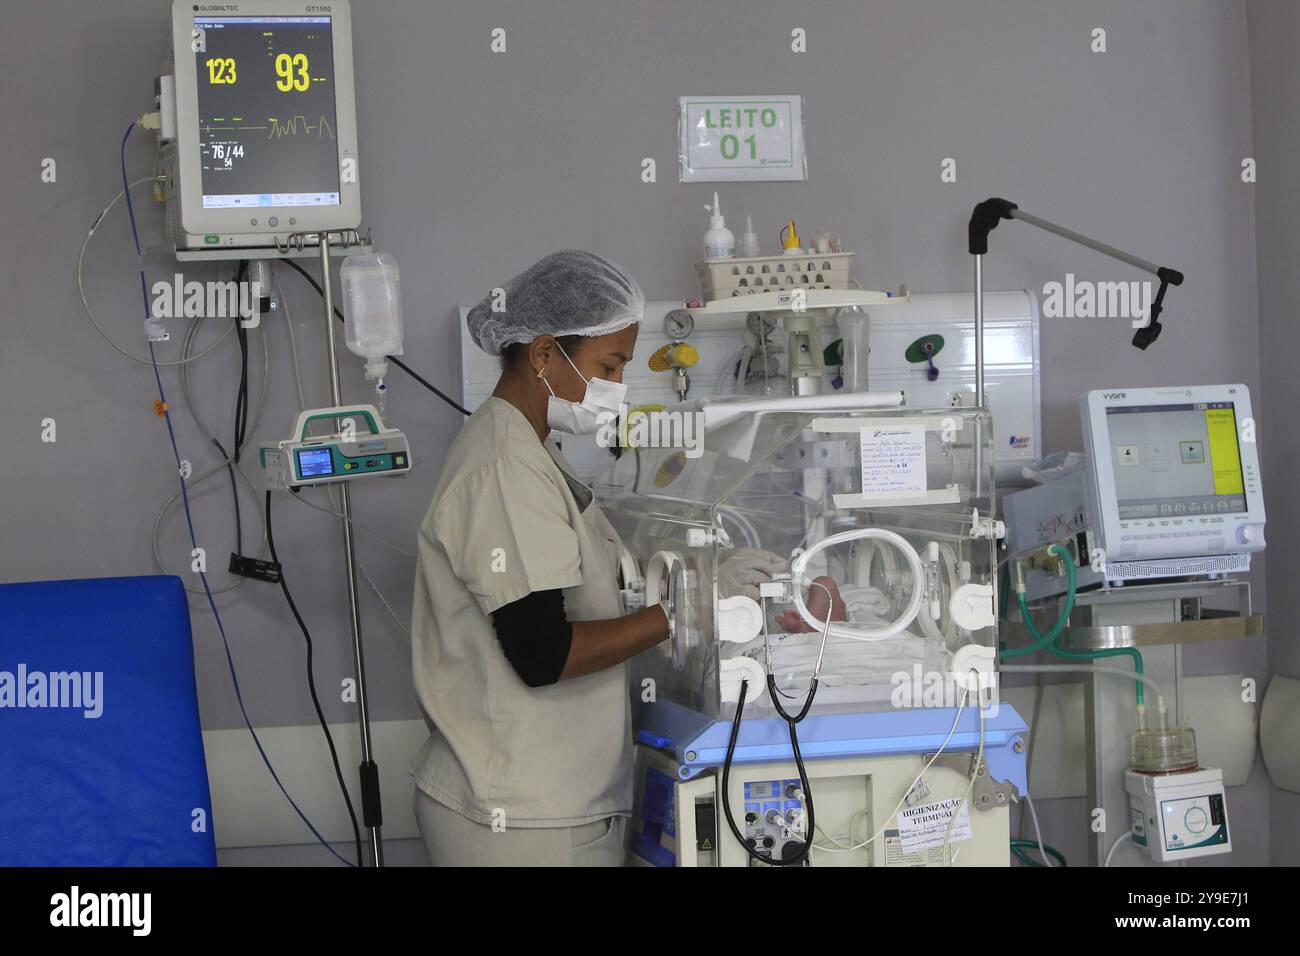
[266,115,336,140]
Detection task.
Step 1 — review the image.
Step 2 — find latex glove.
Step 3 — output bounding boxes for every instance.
[718,547,789,600]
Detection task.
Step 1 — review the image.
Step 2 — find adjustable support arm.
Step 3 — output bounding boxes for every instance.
[968,198,1184,349]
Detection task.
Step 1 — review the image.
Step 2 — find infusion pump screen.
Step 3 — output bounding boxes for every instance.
[193,16,340,209]
[1105,403,1246,519]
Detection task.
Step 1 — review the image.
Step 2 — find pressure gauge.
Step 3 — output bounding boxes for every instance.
[664,309,695,339]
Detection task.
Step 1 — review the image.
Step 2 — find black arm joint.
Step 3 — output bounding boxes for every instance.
[968,198,1019,255]
[1132,272,1181,350]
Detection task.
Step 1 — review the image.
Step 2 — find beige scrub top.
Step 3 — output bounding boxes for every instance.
[409,396,634,827]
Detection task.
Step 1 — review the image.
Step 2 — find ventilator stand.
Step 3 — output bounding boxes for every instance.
[315,229,385,867]
[969,201,1193,866]
[968,198,1185,395]
[966,198,1185,496]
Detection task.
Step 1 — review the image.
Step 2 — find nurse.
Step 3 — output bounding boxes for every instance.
[409,251,671,866]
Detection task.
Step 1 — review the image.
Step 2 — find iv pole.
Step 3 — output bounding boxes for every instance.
[316,229,385,867]
[967,197,1185,406]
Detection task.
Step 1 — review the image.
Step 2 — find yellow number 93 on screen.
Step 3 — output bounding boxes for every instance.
[275,52,311,92]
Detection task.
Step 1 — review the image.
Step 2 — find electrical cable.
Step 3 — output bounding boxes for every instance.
[121,120,353,866]
[230,260,251,553]
[277,257,470,416]
[1023,791,1051,867]
[78,176,238,367]
[265,490,365,867]
[1104,831,1135,867]
[233,260,251,466]
[276,269,311,411]
[942,672,985,866]
[1017,673,1046,845]
[359,564,411,643]
[152,287,271,593]
[811,681,971,854]
[213,437,243,556]
[285,490,419,557]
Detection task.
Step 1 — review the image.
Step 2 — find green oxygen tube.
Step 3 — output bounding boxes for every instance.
[1001,544,1146,706]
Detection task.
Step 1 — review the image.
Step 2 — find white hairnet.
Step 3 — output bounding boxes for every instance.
[466,250,645,356]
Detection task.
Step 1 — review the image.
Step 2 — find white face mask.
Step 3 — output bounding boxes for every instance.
[542,343,627,434]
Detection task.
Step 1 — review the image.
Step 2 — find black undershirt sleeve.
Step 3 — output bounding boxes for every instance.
[490,588,574,688]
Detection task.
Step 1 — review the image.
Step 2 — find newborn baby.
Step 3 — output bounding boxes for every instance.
[775,576,896,633]
[775,576,847,633]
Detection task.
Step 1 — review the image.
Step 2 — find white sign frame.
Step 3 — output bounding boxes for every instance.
[678,94,807,182]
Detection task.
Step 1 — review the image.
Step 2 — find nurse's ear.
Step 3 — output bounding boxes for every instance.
[526,335,558,384]
[527,335,585,400]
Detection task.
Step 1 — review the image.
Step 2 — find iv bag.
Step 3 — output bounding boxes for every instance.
[341,252,404,380]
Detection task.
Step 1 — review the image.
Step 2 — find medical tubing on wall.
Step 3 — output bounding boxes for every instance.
[79,178,239,367]
[151,292,273,593]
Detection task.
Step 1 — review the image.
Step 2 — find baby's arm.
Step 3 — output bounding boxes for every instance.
[776,576,848,633]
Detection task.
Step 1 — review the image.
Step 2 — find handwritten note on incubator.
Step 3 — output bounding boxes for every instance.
[860,426,928,494]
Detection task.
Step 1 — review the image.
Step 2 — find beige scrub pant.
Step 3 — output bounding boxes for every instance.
[413,786,627,867]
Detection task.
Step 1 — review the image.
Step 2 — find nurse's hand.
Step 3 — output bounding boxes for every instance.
[718,548,789,601]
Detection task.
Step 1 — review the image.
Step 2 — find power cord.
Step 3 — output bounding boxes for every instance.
[265,490,365,867]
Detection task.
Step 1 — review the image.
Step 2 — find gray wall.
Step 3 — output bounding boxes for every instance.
[0,0,1283,865]
[1247,0,1300,867]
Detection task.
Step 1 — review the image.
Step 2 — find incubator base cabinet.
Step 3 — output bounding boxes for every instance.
[594,394,1028,866]
[628,714,1026,867]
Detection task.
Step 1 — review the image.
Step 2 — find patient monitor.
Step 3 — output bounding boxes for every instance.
[162,0,361,250]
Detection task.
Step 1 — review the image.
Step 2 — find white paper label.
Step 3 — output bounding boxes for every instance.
[860,426,927,494]
[896,798,971,853]
[883,831,947,867]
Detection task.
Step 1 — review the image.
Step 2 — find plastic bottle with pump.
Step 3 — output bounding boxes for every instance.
[703,192,735,260]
